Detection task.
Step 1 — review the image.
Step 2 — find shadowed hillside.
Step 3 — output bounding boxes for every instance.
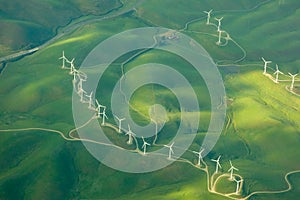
[0,0,121,56]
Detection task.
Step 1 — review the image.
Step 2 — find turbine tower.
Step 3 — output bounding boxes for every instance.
[216,30,224,45]
[203,9,213,25]
[288,72,298,90]
[233,177,243,194]
[95,99,106,118]
[72,70,79,89]
[215,17,223,32]
[273,64,284,83]
[211,155,222,173]
[126,124,136,145]
[59,51,69,69]
[164,142,175,160]
[77,77,86,92]
[261,57,272,75]
[192,148,204,167]
[142,136,150,155]
[85,91,93,110]
[67,58,75,75]
[77,88,86,103]
[228,160,239,180]
[100,109,108,125]
[114,115,125,133]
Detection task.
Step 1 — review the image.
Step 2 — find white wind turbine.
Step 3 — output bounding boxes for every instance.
[261,57,272,75]
[164,142,175,160]
[77,77,86,92]
[72,70,80,89]
[273,64,284,83]
[100,109,108,125]
[142,136,150,155]
[192,148,204,167]
[95,99,106,117]
[59,51,69,69]
[211,155,222,173]
[216,30,224,45]
[114,115,125,133]
[215,17,223,32]
[228,160,239,180]
[85,91,94,109]
[77,87,86,103]
[126,124,136,145]
[233,177,243,194]
[203,9,213,25]
[288,72,298,90]
[67,58,75,75]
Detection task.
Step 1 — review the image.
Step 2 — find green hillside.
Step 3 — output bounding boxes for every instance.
[0,0,121,56]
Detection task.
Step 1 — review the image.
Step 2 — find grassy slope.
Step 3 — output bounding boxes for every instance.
[0,0,121,56]
[224,68,300,199]
[0,14,148,199]
[0,0,300,199]
[135,0,264,29]
[221,0,300,65]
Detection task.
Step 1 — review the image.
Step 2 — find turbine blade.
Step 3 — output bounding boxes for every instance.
[218,163,222,168]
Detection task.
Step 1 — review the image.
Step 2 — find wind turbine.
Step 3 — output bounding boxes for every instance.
[261,57,272,75]
[95,99,106,117]
[114,115,125,133]
[273,64,284,83]
[233,177,243,194]
[77,87,86,103]
[216,30,224,45]
[100,109,108,125]
[59,51,69,69]
[85,91,94,109]
[126,124,136,145]
[215,17,223,32]
[203,9,213,25]
[211,155,222,174]
[142,136,150,155]
[288,72,298,90]
[67,58,75,75]
[72,70,80,89]
[77,77,86,91]
[228,160,239,180]
[289,72,298,91]
[164,142,175,160]
[192,148,204,167]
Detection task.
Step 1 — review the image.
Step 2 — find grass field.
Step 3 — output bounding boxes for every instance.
[0,0,300,199]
